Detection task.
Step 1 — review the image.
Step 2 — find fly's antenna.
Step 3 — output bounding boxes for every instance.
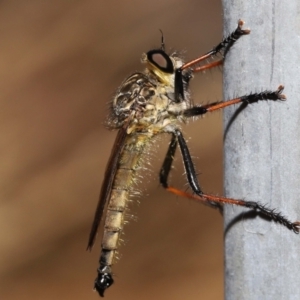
[159,29,165,51]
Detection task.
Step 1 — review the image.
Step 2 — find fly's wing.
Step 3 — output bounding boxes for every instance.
[87,126,128,250]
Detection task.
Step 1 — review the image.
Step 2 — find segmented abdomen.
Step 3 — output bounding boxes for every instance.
[100,133,151,270]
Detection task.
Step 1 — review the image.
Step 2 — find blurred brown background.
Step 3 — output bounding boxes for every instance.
[0,1,224,299]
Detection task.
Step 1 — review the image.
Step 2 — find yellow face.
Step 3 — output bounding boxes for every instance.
[142,53,172,86]
[141,50,185,87]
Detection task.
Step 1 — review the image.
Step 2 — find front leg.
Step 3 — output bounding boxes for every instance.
[175,20,250,102]
[180,19,250,73]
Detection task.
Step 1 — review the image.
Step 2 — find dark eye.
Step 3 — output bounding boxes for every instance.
[146,49,174,74]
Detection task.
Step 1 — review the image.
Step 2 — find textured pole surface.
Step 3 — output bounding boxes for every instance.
[223,1,300,300]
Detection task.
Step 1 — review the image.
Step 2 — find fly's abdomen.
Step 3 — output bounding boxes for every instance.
[95,134,150,296]
[100,173,131,265]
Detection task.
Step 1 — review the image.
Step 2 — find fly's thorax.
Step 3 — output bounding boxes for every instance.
[107,72,190,134]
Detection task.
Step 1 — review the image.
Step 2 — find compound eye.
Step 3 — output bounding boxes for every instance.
[147,49,174,74]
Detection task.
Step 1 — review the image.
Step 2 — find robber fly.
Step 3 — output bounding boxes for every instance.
[87,20,300,297]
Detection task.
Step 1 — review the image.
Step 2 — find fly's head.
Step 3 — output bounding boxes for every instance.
[107,45,193,133]
[142,48,193,104]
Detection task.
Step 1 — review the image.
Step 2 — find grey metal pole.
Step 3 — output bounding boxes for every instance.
[223,1,300,300]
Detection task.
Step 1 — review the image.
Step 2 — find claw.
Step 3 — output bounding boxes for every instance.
[276,85,286,101]
[292,221,300,234]
[237,19,251,35]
